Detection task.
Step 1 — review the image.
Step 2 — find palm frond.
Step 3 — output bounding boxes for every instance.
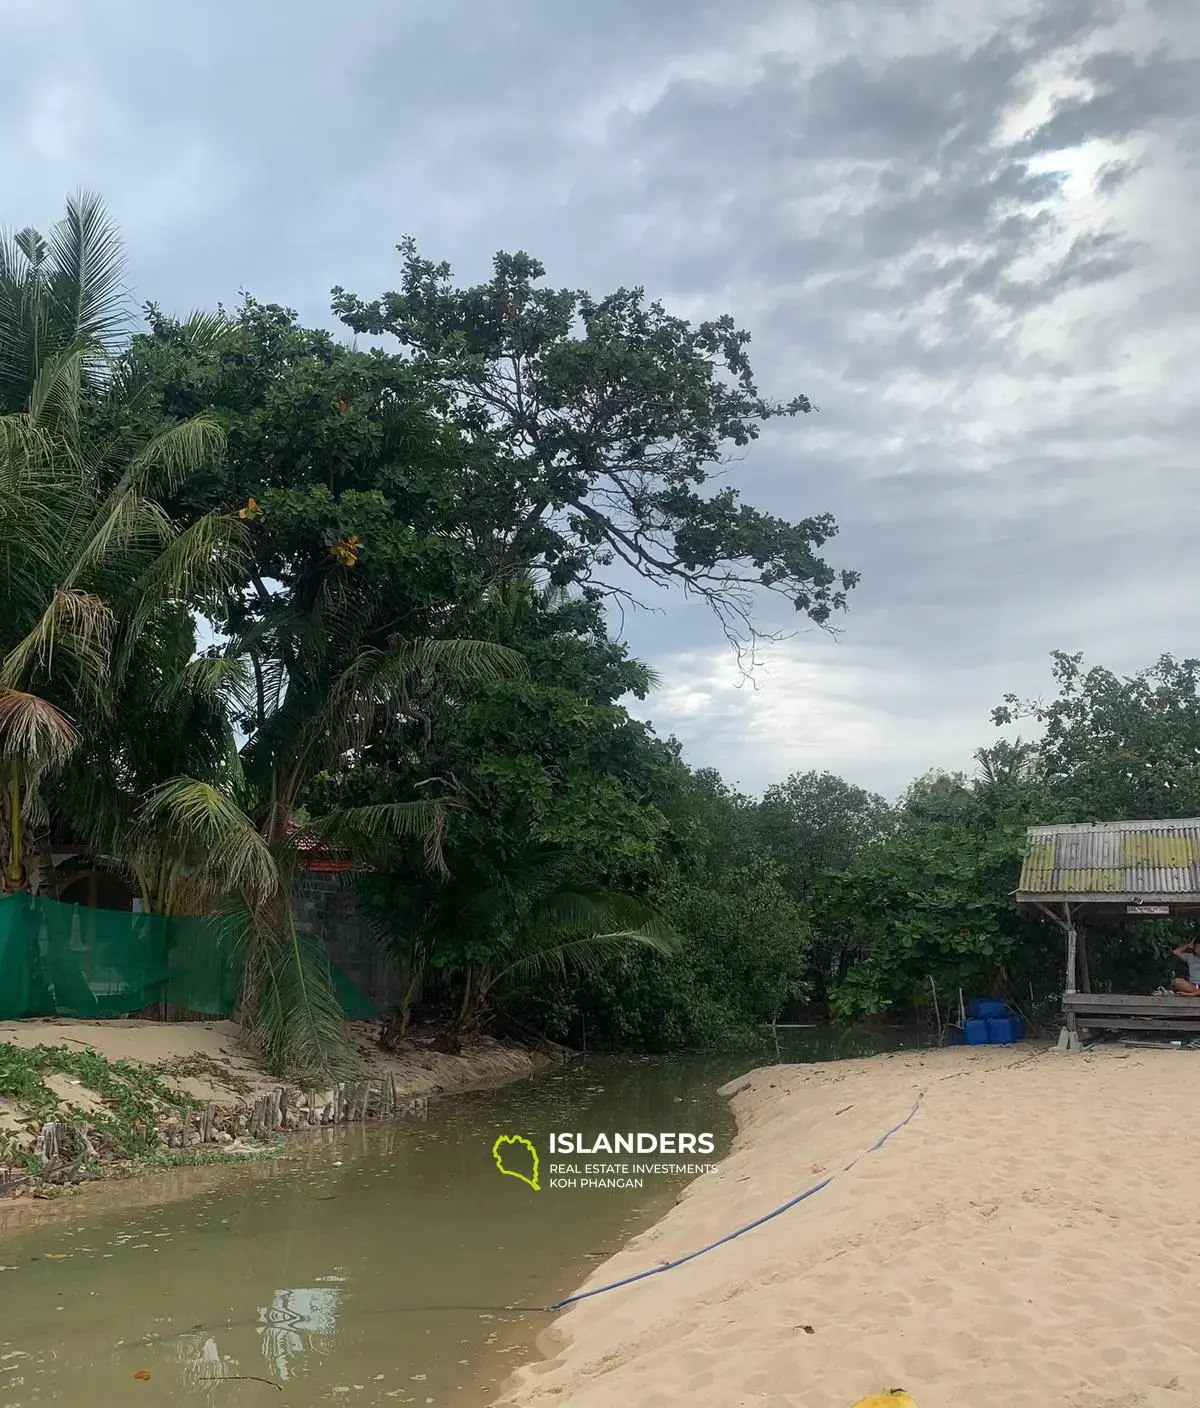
[136,777,280,908]
[489,923,679,992]
[277,633,528,785]
[0,192,128,414]
[25,338,90,431]
[61,487,174,589]
[0,412,54,470]
[384,636,528,688]
[113,513,247,674]
[175,309,233,351]
[0,589,115,696]
[0,411,54,495]
[44,189,129,353]
[0,687,79,772]
[246,908,359,1082]
[177,654,255,713]
[308,799,451,875]
[126,415,225,497]
[528,887,672,936]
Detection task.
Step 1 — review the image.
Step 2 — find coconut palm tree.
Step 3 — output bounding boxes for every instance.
[0,408,242,890]
[0,190,128,424]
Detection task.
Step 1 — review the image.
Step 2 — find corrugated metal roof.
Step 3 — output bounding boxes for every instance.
[1016,819,1200,901]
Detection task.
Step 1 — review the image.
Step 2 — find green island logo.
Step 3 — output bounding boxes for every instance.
[492,1134,540,1190]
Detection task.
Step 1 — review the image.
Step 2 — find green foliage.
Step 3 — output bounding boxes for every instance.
[821,811,1046,1022]
[756,771,893,892]
[36,194,1200,1060]
[82,296,531,1074]
[994,651,1200,821]
[511,766,811,1049]
[251,920,361,1083]
[0,213,243,894]
[820,652,1200,1022]
[0,1042,177,1164]
[751,770,893,1002]
[532,853,810,1050]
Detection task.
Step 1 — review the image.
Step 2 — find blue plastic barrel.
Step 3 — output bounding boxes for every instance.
[987,1016,1017,1044]
[970,998,1008,1020]
[964,1018,990,1045]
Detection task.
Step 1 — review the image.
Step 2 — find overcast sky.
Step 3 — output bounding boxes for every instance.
[4,0,1197,799]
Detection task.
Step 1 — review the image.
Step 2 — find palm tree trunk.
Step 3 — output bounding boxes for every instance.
[455,966,491,1034]
[5,774,26,891]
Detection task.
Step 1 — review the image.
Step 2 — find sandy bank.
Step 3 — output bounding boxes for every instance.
[1,1015,548,1107]
[501,1044,1200,1408]
[1,1017,551,1193]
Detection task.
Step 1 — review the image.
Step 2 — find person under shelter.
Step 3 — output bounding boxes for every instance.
[1171,940,1200,995]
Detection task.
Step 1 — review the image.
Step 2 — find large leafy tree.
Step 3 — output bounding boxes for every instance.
[993,651,1200,821]
[47,216,863,1067]
[818,649,1200,1021]
[95,299,522,835]
[753,770,893,1003]
[86,299,533,1076]
[818,768,1051,1022]
[756,771,893,893]
[987,652,1200,997]
[332,243,859,649]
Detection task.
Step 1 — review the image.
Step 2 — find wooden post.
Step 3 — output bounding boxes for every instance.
[1060,902,1082,1051]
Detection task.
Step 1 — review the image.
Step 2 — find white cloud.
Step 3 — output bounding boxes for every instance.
[628,637,1029,798]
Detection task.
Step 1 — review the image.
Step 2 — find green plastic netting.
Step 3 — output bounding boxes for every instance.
[0,892,377,1022]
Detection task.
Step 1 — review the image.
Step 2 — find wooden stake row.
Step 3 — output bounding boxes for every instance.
[240,1074,425,1140]
[17,1077,432,1169]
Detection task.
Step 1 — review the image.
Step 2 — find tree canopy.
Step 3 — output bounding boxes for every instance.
[332,243,859,648]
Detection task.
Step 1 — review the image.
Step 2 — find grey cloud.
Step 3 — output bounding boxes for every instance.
[1017,49,1200,156]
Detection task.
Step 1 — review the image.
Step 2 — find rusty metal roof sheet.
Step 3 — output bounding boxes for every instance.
[1016,819,1200,902]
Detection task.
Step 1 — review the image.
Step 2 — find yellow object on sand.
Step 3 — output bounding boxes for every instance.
[852,1394,919,1408]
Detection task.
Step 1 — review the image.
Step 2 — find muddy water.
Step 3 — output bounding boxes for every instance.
[0,1032,930,1408]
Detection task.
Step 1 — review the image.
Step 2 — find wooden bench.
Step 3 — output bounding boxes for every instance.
[1063,992,1200,1039]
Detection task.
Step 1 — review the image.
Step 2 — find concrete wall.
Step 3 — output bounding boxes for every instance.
[295,871,400,1012]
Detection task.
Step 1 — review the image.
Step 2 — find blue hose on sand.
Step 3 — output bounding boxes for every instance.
[545,1088,926,1311]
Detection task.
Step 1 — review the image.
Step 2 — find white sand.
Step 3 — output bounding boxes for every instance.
[502,1045,1200,1408]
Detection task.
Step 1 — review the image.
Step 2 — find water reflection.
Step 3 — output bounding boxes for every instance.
[172,1333,225,1391]
[258,1283,343,1380]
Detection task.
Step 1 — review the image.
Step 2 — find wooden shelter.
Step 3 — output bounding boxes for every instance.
[1015,818,1200,1049]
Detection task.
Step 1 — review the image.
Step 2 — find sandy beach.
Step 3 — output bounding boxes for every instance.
[501,1044,1200,1408]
